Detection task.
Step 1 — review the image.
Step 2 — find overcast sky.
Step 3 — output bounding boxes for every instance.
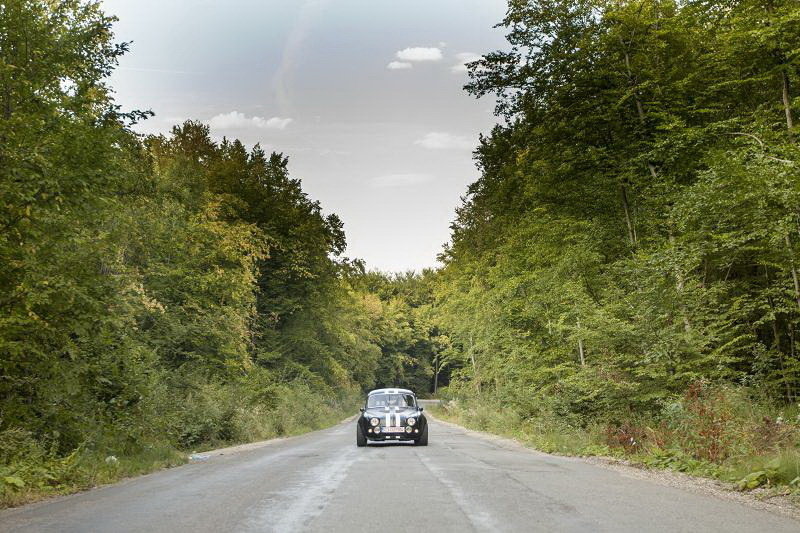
[104,0,508,272]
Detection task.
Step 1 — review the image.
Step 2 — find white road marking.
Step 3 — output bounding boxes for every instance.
[244,446,362,533]
[415,449,498,532]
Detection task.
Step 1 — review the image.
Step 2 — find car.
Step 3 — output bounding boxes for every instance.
[357,388,428,446]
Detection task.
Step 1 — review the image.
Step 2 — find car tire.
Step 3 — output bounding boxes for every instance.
[356,424,367,447]
[415,425,428,446]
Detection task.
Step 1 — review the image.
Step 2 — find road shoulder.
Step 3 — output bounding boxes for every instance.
[428,412,800,522]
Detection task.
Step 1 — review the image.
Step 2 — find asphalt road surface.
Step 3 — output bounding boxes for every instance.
[2,416,798,533]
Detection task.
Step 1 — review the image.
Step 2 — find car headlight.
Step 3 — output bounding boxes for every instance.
[407,417,416,426]
[370,417,380,427]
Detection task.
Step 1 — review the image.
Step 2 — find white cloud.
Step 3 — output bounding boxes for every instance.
[208,111,293,130]
[261,116,293,129]
[450,52,482,73]
[387,61,413,70]
[371,173,434,188]
[414,132,474,150]
[396,47,443,62]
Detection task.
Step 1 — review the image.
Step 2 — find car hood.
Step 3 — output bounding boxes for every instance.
[363,407,420,418]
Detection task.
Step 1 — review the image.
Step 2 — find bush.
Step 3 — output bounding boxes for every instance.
[0,372,361,508]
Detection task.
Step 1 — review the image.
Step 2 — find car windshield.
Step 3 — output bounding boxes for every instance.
[367,393,415,408]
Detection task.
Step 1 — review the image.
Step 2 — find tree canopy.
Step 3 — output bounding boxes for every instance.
[432,0,800,422]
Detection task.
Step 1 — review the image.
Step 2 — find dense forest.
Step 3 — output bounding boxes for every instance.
[437,0,800,414]
[431,0,800,486]
[0,0,440,503]
[3,0,800,504]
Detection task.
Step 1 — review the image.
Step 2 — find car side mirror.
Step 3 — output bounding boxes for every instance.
[359,407,365,412]
[419,407,424,411]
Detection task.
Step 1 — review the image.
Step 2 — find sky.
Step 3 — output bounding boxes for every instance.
[104,0,509,272]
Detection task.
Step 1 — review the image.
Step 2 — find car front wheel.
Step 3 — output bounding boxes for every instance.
[415,425,428,446]
[356,424,367,447]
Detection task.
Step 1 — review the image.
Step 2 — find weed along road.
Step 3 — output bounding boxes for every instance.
[2,416,797,533]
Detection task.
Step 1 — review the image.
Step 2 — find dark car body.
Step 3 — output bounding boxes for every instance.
[356,388,428,446]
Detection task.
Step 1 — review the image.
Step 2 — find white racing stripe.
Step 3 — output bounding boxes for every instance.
[382,406,404,429]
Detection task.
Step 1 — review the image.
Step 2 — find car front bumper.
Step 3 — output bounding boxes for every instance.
[365,426,421,441]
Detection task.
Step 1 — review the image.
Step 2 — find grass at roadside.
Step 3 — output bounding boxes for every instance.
[0,383,359,509]
[0,436,187,509]
[431,383,800,498]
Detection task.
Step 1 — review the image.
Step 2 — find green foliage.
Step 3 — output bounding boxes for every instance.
[638,448,722,478]
[0,424,186,507]
[733,451,800,489]
[432,0,800,440]
[7,0,800,508]
[348,270,444,394]
[434,395,596,456]
[0,0,381,508]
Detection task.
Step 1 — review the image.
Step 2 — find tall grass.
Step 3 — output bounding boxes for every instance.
[435,382,800,490]
[0,378,360,508]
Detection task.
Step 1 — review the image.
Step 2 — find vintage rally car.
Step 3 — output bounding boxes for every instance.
[357,388,428,446]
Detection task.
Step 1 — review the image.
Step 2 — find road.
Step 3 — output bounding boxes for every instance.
[2,415,798,533]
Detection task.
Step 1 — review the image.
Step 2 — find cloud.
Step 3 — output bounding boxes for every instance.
[414,132,474,150]
[450,52,482,73]
[396,47,443,62]
[371,173,434,188]
[387,61,413,70]
[208,111,293,130]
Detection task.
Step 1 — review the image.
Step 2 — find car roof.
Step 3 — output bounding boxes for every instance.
[368,388,415,396]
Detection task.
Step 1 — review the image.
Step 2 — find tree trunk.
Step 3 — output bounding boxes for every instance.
[765,266,793,401]
[764,1,794,138]
[2,81,10,120]
[786,233,800,312]
[577,319,586,367]
[790,324,797,402]
[621,184,637,246]
[468,333,475,370]
[623,49,659,181]
[468,332,479,392]
[433,352,439,394]
[669,232,692,331]
[620,48,654,247]
[782,69,794,134]
[773,319,792,402]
